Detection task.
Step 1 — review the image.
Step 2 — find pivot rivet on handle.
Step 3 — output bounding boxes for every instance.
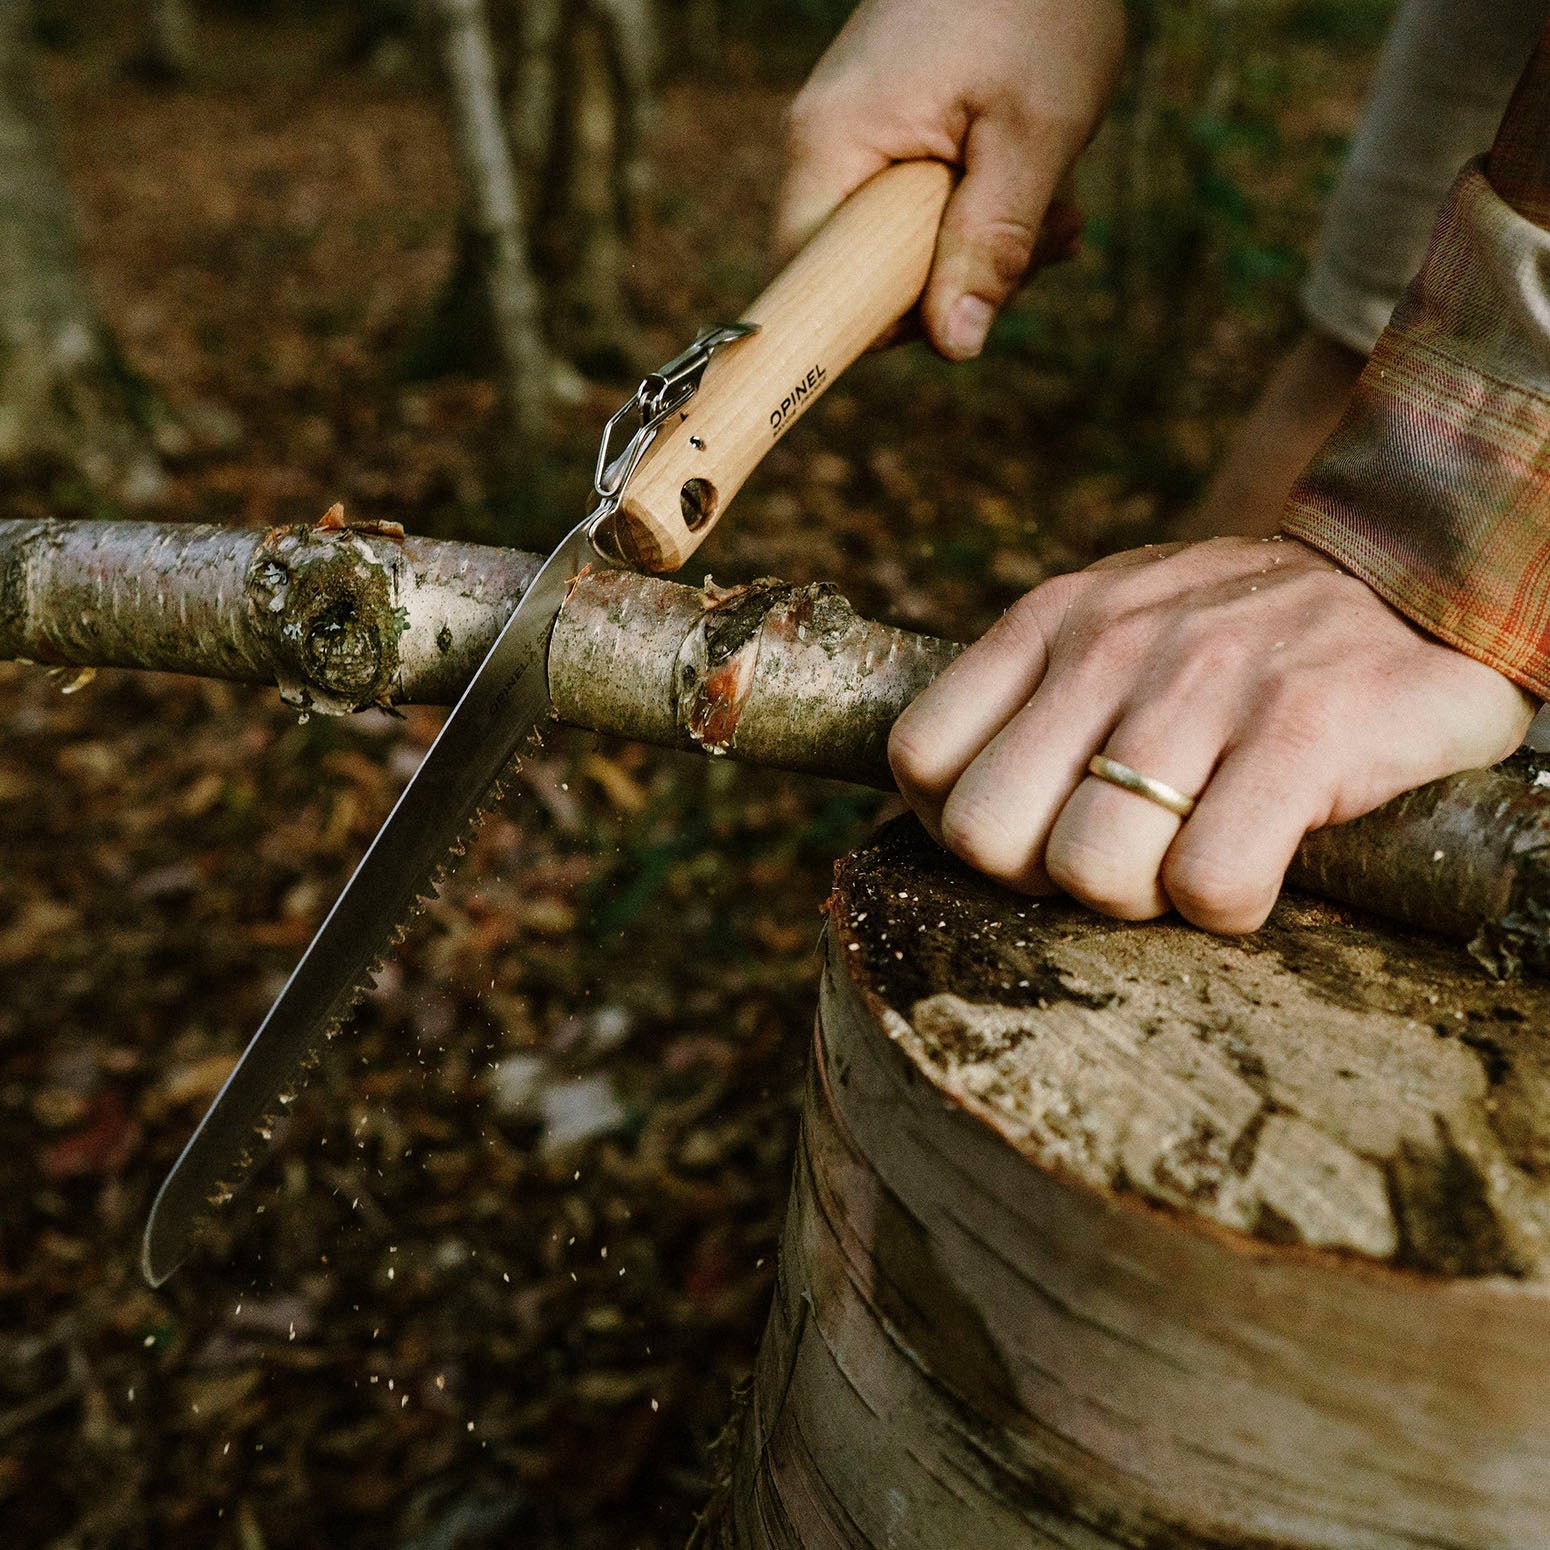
[586,323,758,563]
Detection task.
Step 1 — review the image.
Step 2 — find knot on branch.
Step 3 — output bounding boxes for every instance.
[245,520,407,714]
[674,577,856,755]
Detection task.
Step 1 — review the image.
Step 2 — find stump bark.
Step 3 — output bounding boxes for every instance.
[707,818,1550,1548]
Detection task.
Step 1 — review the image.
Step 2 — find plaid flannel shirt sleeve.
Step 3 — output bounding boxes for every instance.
[1282,22,1550,700]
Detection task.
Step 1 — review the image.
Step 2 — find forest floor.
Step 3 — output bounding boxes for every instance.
[0,5,1387,1547]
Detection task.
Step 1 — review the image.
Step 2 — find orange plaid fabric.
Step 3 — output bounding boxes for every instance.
[1283,22,1550,699]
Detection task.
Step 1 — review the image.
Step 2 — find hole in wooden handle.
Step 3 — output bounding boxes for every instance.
[681,478,717,532]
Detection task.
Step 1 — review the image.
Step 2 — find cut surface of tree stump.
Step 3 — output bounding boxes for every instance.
[709,818,1550,1548]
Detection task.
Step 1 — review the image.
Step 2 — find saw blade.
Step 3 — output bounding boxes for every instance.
[142,519,613,1287]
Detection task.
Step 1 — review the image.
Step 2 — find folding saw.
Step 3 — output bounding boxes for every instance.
[143,160,953,1285]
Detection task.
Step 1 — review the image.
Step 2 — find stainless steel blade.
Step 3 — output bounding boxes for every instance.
[143,519,612,1286]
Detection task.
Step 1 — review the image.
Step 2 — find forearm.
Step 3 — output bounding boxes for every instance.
[1284,22,1550,699]
[1180,331,1366,541]
[1301,0,1549,356]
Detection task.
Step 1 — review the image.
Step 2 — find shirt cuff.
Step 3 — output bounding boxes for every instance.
[1283,160,1550,700]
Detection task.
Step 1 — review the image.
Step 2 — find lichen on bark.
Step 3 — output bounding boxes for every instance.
[7,513,1550,968]
[245,523,408,716]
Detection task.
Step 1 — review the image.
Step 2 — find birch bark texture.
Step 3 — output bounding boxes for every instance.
[0,515,947,778]
[0,0,160,497]
[701,819,1550,1549]
[3,514,1550,964]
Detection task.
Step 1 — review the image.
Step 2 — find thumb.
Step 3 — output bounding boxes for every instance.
[773,105,891,263]
[920,110,1064,361]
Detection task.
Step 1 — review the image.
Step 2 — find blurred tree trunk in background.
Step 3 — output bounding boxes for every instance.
[681,0,720,69]
[1095,0,1255,430]
[0,0,161,501]
[428,0,549,453]
[337,0,418,77]
[413,0,659,401]
[535,0,656,372]
[128,0,197,85]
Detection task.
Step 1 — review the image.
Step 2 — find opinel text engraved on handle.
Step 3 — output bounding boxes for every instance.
[610,160,954,573]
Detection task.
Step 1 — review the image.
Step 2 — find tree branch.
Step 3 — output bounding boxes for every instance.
[4,515,1549,970]
[0,514,950,783]
[0,513,539,715]
[551,568,956,787]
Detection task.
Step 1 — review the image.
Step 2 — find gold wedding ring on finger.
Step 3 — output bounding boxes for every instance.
[1086,754,1198,819]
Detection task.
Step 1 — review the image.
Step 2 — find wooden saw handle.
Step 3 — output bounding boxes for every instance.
[609,159,954,573]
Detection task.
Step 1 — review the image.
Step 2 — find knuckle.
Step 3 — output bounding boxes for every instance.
[996,586,1056,654]
[1045,837,1158,921]
[1030,569,1084,616]
[939,789,1030,884]
[1161,851,1275,934]
[887,712,950,800]
[1000,572,1084,652]
[958,212,1042,289]
[783,89,847,150]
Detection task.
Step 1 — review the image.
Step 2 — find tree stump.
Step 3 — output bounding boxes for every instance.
[706,818,1550,1549]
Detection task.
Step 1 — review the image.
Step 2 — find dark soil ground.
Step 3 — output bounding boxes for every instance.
[0,4,1390,1545]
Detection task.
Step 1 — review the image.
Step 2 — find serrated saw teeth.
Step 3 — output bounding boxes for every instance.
[143,518,608,1287]
[145,764,537,1268]
[163,850,480,1243]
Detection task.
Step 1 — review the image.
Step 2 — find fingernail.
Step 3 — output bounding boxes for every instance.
[944,295,994,359]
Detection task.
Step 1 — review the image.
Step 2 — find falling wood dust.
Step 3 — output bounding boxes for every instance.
[831,818,1550,1280]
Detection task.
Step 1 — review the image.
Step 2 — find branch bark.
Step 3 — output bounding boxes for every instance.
[3,514,1548,970]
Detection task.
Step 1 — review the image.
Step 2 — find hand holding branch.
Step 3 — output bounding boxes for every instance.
[6,516,1550,970]
[890,537,1535,933]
